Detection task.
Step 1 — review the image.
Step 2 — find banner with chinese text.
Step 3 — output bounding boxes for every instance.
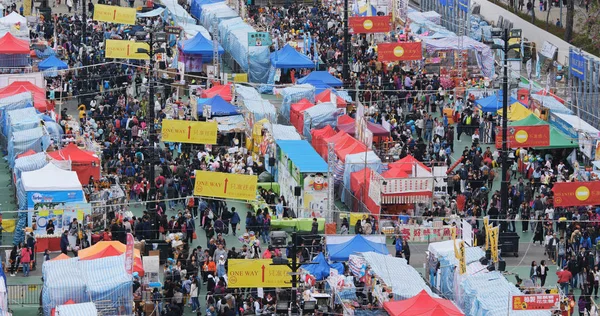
[494,125,550,148]
[349,16,391,33]
[552,181,600,207]
[377,42,422,61]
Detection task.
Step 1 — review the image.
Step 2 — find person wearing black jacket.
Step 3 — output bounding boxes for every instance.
[402,240,411,264]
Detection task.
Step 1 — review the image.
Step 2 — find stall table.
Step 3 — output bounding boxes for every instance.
[35,236,62,253]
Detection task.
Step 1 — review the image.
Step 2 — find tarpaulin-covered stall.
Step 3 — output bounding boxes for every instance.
[0,81,51,112]
[55,302,98,316]
[20,163,85,209]
[290,99,315,135]
[197,95,239,117]
[47,143,100,185]
[311,125,337,158]
[350,167,381,215]
[279,84,315,120]
[8,126,49,168]
[300,253,344,280]
[334,133,367,162]
[263,123,301,140]
[297,71,343,87]
[270,44,316,69]
[302,102,340,141]
[199,2,238,33]
[162,0,196,24]
[235,84,276,123]
[0,92,34,132]
[342,151,383,201]
[530,94,573,115]
[190,0,223,19]
[78,241,144,276]
[425,36,495,78]
[316,89,347,108]
[5,107,41,140]
[327,235,389,261]
[201,83,231,101]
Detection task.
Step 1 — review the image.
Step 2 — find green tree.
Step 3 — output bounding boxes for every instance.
[573,2,600,52]
[564,0,575,42]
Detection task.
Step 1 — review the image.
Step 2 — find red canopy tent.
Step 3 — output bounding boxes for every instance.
[350,168,380,215]
[321,131,348,159]
[0,81,53,112]
[77,241,145,276]
[201,83,232,101]
[382,156,434,204]
[0,33,29,54]
[311,125,336,157]
[381,168,409,179]
[47,143,100,185]
[316,89,347,108]
[383,290,464,316]
[334,133,367,162]
[290,98,315,135]
[336,114,391,138]
[388,155,432,174]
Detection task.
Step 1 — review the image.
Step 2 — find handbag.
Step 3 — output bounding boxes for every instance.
[192,232,197,240]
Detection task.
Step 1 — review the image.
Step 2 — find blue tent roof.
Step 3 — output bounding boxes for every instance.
[276,140,328,173]
[475,92,518,113]
[304,80,336,95]
[300,253,345,281]
[327,235,389,261]
[179,32,224,62]
[38,55,68,70]
[297,71,343,87]
[197,95,239,116]
[270,44,316,69]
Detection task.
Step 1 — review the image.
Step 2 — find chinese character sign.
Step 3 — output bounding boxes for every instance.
[248,32,272,47]
[349,16,391,33]
[125,233,134,275]
[512,295,560,310]
[459,241,466,275]
[495,125,550,148]
[381,177,433,194]
[552,181,600,207]
[570,51,586,80]
[194,171,258,201]
[377,42,422,61]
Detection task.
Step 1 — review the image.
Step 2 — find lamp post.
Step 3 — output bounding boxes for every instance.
[136,31,167,226]
[343,0,350,84]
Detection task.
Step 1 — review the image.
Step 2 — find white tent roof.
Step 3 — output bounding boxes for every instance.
[21,163,82,191]
[0,12,26,25]
[554,112,600,135]
[427,239,463,258]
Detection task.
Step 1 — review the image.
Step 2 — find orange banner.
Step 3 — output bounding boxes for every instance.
[377,42,422,61]
[494,125,550,148]
[552,181,600,207]
[349,16,391,34]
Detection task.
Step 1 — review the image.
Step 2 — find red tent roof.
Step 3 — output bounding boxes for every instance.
[381,168,409,179]
[388,155,432,174]
[316,89,347,107]
[384,290,464,316]
[336,114,390,137]
[0,81,52,112]
[334,134,367,161]
[201,83,232,102]
[17,149,37,158]
[350,168,380,215]
[290,98,315,135]
[536,89,565,104]
[0,33,29,54]
[337,114,354,125]
[47,143,98,163]
[311,125,337,158]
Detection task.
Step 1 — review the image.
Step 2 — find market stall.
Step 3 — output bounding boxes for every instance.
[380,155,434,206]
[0,81,51,112]
[277,84,315,120]
[290,98,315,135]
[350,167,381,215]
[177,32,224,72]
[302,102,340,141]
[300,253,344,280]
[78,241,144,276]
[327,235,389,261]
[20,163,85,209]
[201,83,232,101]
[47,143,101,185]
[0,32,30,67]
[310,125,336,159]
[270,44,316,70]
[297,71,343,87]
[315,89,347,109]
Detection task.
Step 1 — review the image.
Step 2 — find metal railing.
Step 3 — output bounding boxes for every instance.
[8,284,42,306]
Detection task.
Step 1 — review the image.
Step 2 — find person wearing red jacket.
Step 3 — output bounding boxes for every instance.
[557,266,573,295]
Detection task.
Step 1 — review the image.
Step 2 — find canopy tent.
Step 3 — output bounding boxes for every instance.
[6,107,41,139]
[300,253,344,281]
[334,133,367,162]
[38,55,68,70]
[47,143,100,185]
[302,102,340,141]
[178,32,224,63]
[311,125,337,158]
[475,92,518,113]
[496,101,532,121]
[279,84,315,120]
[388,155,432,175]
[536,89,565,104]
[276,140,328,174]
[235,84,276,122]
[270,44,316,69]
[77,241,144,276]
[197,95,239,117]
[553,112,600,135]
[55,302,98,316]
[201,83,232,101]
[509,113,544,127]
[190,0,224,19]
[530,94,573,114]
[21,163,82,192]
[510,115,578,149]
[316,89,347,108]
[383,290,464,316]
[297,71,343,87]
[0,12,26,25]
[321,130,348,159]
[336,114,391,137]
[0,32,29,54]
[263,123,302,140]
[50,253,71,261]
[182,24,212,40]
[327,235,389,261]
[381,167,409,178]
[350,168,381,215]
[290,98,315,135]
[0,81,51,112]
[8,126,50,169]
[425,36,494,77]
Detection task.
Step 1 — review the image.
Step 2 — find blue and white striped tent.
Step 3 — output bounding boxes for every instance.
[279,84,316,120]
[55,302,97,316]
[6,107,40,139]
[7,126,48,168]
[0,92,33,139]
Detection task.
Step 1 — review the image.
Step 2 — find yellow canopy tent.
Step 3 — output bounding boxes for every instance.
[497,102,532,121]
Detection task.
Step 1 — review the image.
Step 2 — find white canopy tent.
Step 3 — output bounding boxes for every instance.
[0,12,26,25]
[21,163,82,191]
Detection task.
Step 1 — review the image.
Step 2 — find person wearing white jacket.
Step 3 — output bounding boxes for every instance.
[190,278,200,313]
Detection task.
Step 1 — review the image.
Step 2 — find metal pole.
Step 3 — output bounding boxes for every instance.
[343,0,349,83]
[501,29,509,217]
[291,231,298,314]
[148,35,156,206]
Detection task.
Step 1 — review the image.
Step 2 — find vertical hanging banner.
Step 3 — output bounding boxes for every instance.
[398,0,408,23]
[570,51,585,80]
[459,241,466,274]
[377,42,423,61]
[125,233,134,275]
[193,171,258,201]
[161,119,218,144]
[489,226,499,262]
[552,181,600,207]
[105,40,150,60]
[23,0,32,16]
[349,16,392,33]
[483,216,489,250]
[93,4,137,25]
[494,125,550,148]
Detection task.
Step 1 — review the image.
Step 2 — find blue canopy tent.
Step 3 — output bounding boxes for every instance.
[305,80,335,95]
[197,95,239,117]
[38,55,68,70]
[270,44,316,69]
[190,0,223,19]
[327,235,389,261]
[300,253,344,280]
[297,71,343,87]
[178,32,224,63]
[475,91,518,113]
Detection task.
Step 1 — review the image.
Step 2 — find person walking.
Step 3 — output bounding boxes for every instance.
[190,278,200,313]
[402,239,411,264]
[557,266,572,295]
[536,260,548,287]
[530,261,538,285]
[20,246,31,277]
[230,208,240,236]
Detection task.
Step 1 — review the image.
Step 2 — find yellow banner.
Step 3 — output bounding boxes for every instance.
[105,40,150,60]
[459,241,466,275]
[452,227,459,260]
[489,226,499,262]
[227,259,291,288]
[483,216,489,250]
[194,171,258,201]
[23,0,31,16]
[161,119,218,144]
[93,4,137,25]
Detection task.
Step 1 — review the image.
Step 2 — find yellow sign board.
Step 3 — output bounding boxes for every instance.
[489,226,499,262]
[459,241,466,275]
[162,119,218,144]
[483,216,489,250]
[227,259,291,288]
[93,4,137,25]
[23,0,31,16]
[194,171,258,201]
[105,40,150,60]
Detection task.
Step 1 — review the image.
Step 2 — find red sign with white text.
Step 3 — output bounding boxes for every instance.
[377,42,422,61]
[552,181,600,207]
[349,16,391,34]
[512,294,560,310]
[494,125,550,148]
[125,233,134,275]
